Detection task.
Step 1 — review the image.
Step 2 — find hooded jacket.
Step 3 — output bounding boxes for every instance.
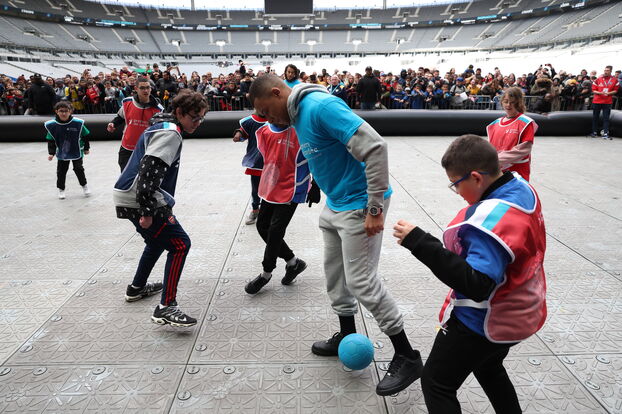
[287,84,391,211]
[27,79,55,115]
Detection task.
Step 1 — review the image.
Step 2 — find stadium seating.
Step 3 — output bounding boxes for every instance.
[0,0,620,73]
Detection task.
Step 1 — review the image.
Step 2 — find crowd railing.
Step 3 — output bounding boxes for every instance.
[0,93,619,115]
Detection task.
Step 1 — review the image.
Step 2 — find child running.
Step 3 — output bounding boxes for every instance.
[113,90,207,327]
[243,124,319,294]
[45,101,91,199]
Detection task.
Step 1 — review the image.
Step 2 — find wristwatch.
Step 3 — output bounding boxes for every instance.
[367,206,383,216]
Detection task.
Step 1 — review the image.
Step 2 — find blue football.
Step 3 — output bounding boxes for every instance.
[338,333,375,370]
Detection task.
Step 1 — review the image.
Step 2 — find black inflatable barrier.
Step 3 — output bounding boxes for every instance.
[1,110,620,142]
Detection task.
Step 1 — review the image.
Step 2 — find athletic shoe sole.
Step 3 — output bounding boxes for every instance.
[151,316,197,327]
[125,287,163,302]
[311,345,339,357]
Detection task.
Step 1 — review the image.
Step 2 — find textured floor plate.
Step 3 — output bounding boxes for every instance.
[191,279,366,364]
[0,364,183,413]
[5,279,216,365]
[0,280,84,364]
[384,356,607,414]
[0,137,621,413]
[560,354,622,413]
[171,363,385,414]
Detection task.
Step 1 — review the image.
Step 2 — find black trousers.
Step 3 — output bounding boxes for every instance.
[250,175,261,211]
[57,158,86,190]
[118,146,133,172]
[256,200,297,273]
[422,316,521,414]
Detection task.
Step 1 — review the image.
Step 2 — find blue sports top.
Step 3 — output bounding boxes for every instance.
[293,91,392,211]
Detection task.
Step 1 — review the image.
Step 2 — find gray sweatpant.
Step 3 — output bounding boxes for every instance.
[318,198,404,336]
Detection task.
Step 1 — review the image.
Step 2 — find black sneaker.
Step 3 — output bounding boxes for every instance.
[311,332,345,356]
[125,282,163,302]
[151,302,197,327]
[281,258,307,285]
[376,351,424,396]
[245,274,270,294]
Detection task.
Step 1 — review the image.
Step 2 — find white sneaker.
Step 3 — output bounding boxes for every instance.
[58,189,66,199]
[82,184,91,197]
[245,210,259,225]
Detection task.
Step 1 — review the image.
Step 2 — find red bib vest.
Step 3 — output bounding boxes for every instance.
[256,125,304,204]
[487,114,537,181]
[440,176,547,343]
[121,98,163,151]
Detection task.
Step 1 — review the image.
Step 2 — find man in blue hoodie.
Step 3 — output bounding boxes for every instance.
[248,74,422,397]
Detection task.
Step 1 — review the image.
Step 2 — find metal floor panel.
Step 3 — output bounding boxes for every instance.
[170,363,385,414]
[0,280,84,363]
[385,356,608,414]
[0,364,184,413]
[5,279,216,365]
[0,136,620,413]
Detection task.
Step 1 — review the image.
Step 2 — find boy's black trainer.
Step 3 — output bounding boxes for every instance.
[311,332,345,356]
[151,302,197,327]
[125,282,163,302]
[376,351,423,396]
[245,274,270,294]
[281,258,307,285]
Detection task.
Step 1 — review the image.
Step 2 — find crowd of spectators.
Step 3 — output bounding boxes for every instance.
[1,61,621,116]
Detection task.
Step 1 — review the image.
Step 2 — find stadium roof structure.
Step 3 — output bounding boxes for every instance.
[0,0,619,58]
[90,0,468,11]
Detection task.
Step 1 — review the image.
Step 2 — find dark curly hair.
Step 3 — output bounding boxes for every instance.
[171,89,208,117]
[284,64,299,78]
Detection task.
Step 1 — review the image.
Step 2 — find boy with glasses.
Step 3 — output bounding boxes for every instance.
[113,90,207,327]
[393,134,547,414]
[108,76,163,171]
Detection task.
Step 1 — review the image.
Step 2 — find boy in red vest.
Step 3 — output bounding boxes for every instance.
[107,76,164,171]
[233,113,268,225]
[393,135,547,414]
[243,125,320,294]
[487,87,538,181]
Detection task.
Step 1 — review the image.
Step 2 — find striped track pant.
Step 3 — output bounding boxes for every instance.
[130,215,191,306]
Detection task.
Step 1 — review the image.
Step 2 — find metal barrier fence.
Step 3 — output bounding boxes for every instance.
[0,93,619,115]
[374,95,619,112]
[205,95,250,112]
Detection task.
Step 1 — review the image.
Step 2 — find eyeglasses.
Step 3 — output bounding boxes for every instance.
[137,86,151,90]
[187,113,203,123]
[448,171,489,193]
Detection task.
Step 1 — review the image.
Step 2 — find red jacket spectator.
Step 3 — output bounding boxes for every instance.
[592,72,619,105]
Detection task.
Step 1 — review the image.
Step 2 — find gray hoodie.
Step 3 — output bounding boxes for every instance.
[287,83,390,210]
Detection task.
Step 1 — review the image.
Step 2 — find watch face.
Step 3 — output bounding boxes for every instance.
[369,207,379,216]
